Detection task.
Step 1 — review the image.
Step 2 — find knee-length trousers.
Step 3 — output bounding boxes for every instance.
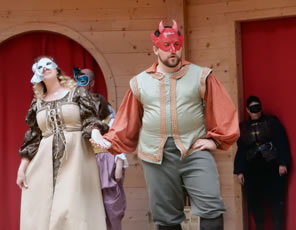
[142,137,226,226]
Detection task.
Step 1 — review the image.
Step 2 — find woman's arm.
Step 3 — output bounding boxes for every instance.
[16,158,30,189]
[76,87,109,139]
[17,98,42,189]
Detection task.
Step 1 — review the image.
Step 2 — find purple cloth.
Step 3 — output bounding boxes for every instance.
[96,153,126,230]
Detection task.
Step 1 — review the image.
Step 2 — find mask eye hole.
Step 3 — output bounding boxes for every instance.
[164,42,170,47]
[38,66,42,70]
[174,42,179,46]
[46,62,51,66]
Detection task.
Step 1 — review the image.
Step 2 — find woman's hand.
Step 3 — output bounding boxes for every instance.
[192,138,217,151]
[114,158,124,182]
[90,129,112,150]
[16,158,30,189]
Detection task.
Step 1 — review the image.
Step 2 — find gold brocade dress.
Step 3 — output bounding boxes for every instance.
[19,86,108,230]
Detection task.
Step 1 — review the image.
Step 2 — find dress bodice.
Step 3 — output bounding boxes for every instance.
[19,86,109,160]
[37,102,82,137]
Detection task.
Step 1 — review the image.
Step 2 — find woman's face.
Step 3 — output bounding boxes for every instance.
[31,57,59,84]
[43,67,58,81]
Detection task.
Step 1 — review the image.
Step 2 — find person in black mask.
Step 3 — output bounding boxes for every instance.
[234,96,291,230]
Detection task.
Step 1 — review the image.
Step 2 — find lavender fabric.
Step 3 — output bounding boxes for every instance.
[96,153,126,230]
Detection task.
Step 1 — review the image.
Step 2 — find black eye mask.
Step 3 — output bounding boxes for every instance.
[249,104,261,113]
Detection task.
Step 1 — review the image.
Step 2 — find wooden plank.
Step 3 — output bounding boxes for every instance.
[60,0,168,9]
[0,0,61,10]
[116,85,130,96]
[0,7,167,22]
[225,6,296,21]
[186,24,229,37]
[123,188,150,229]
[61,18,163,32]
[104,53,155,76]
[123,210,150,228]
[124,164,147,187]
[187,35,231,50]
[188,0,296,15]
[232,21,245,118]
[167,0,185,31]
[82,31,153,54]
[188,0,239,6]
[114,75,132,87]
[187,1,227,15]
[188,46,231,58]
[115,96,128,108]
[123,209,150,221]
[186,14,227,27]
[125,187,149,199]
[123,221,150,230]
[0,0,168,11]
[226,0,296,14]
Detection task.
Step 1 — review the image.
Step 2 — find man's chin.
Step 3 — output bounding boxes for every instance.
[167,60,180,68]
[159,55,181,68]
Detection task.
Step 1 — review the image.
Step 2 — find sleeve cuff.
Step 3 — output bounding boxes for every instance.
[115,153,129,168]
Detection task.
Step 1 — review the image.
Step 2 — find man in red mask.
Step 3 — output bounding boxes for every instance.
[91,20,240,230]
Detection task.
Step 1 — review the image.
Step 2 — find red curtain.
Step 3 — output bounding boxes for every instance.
[241,17,296,230]
[0,32,107,229]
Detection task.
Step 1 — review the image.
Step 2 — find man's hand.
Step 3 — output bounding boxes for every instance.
[279,165,288,176]
[237,173,245,185]
[90,129,112,149]
[192,138,217,151]
[114,158,124,182]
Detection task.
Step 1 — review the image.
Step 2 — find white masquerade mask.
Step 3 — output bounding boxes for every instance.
[31,58,58,84]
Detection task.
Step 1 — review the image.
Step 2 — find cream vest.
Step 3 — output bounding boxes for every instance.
[130,64,212,164]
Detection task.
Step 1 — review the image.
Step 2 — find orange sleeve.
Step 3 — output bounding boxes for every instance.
[204,74,240,150]
[104,89,143,155]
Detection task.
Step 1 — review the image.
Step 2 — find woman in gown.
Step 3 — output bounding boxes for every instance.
[16,57,108,230]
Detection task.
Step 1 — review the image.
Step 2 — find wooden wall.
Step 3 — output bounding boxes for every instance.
[1,0,296,229]
[0,0,185,110]
[186,1,296,229]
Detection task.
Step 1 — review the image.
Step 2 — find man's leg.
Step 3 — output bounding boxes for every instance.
[200,215,223,230]
[254,223,264,230]
[270,171,287,230]
[245,172,265,230]
[157,225,182,230]
[142,138,185,228]
[180,150,226,230]
[249,198,265,230]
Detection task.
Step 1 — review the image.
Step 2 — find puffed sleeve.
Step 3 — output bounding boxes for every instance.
[204,74,240,150]
[104,89,143,155]
[19,98,42,160]
[74,87,109,139]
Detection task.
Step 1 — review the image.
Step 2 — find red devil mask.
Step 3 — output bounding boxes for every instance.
[151,20,184,53]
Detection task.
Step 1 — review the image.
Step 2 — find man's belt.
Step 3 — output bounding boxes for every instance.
[246,141,278,162]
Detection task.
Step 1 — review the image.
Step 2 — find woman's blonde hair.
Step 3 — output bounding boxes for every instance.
[32,56,76,99]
